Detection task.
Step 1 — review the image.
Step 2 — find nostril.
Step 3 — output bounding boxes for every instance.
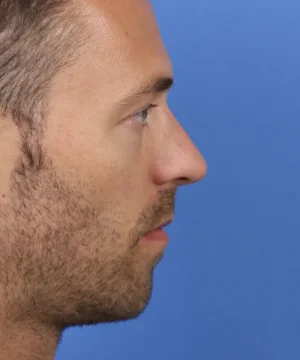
[174,176,190,186]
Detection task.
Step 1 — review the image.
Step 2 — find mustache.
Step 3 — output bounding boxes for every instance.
[138,186,177,236]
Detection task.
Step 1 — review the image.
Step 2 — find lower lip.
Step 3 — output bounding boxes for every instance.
[141,227,169,242]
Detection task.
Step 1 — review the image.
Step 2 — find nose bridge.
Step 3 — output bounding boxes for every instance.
[153,111,207,186]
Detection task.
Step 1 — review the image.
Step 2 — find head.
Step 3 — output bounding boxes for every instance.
[0,0,207,332]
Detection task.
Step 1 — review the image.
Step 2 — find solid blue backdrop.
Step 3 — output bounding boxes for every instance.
[56,0,300,359]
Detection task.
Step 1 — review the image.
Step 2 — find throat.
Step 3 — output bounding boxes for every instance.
[0,320,61,360]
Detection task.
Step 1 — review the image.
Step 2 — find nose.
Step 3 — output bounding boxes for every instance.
[152,111,207,187]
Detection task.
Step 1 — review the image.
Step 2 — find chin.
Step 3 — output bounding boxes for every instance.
[58,277,154,329]
[61,297,152,329]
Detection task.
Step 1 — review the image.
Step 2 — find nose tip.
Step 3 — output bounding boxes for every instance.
[193,151,208,183]
[175,144,208,186]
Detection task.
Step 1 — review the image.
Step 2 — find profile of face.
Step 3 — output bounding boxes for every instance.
[0,0,207,334]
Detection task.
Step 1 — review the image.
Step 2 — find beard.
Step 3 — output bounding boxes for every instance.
[0,154,174,332]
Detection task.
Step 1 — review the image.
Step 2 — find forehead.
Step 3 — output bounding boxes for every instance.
[62,0,173,103]
[83,0,160,39]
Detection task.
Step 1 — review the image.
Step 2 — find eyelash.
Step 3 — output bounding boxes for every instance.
[133,104,158,127]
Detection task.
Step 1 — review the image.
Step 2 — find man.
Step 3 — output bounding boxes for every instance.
[0,0,207,358]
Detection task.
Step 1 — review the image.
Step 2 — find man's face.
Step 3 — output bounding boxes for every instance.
[0,0,207,329]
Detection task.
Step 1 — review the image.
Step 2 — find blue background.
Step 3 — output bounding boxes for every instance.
[56,0,300,359]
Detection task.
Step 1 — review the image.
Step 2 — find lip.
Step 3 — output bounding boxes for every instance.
[142,227,169,242]
[151,219,173,232]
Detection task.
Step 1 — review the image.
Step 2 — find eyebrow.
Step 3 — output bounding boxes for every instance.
[136,76,174,96]
[112,76,174,111]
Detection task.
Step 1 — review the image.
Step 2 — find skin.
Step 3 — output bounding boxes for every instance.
[0,0,207,359]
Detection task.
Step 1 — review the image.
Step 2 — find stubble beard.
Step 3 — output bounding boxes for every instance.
[0,156,159,333]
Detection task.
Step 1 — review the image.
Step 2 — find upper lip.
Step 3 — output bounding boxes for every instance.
[152,218,173,231]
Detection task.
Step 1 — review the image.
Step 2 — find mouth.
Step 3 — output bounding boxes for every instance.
[141,218,174,243]
[151,219,173,232]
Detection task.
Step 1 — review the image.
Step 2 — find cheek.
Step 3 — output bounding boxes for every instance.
[44,122,151,217]
[44,91,156,225]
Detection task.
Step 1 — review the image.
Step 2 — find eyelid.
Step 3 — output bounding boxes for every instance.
[127,103,157,120]
[120,102,159,127]
[135,103,157,114]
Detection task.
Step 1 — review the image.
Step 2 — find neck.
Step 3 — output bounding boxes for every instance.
[0,321,61,360]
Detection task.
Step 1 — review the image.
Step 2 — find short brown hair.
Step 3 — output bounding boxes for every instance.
[0,0,88,170]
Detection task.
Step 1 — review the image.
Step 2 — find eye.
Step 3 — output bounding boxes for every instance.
[133,104,158,127]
